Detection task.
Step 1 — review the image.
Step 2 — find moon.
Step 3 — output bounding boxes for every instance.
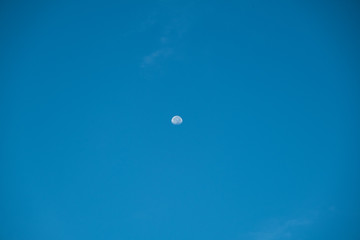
[171,115,183,125]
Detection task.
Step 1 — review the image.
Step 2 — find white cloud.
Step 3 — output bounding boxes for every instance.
[249,218,312,240]
[141,47,173,67]
[139,8,189,68]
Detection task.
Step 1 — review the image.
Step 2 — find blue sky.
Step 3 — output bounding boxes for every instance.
[1,0,359,239]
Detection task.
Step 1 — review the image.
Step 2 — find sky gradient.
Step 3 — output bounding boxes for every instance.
[1,0,360,239]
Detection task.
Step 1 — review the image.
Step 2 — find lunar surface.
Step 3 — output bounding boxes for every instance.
[171,115,183,125]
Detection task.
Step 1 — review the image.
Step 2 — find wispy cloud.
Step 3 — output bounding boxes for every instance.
[249,218,312,240]
[139,3,195,68]
[141,47,173,67]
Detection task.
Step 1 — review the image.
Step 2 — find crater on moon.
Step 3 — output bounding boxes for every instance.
[171,115,183,125]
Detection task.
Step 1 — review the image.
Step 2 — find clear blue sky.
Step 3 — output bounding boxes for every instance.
[1,1,359,239]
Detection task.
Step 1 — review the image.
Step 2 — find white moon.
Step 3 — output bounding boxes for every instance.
[171,115,183,125]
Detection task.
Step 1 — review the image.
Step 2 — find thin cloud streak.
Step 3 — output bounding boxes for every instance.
[139,3,194,68]
[141,47,173,67]
[249,218,312,240]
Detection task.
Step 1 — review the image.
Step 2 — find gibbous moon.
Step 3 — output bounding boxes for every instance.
[171,115,183,125]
